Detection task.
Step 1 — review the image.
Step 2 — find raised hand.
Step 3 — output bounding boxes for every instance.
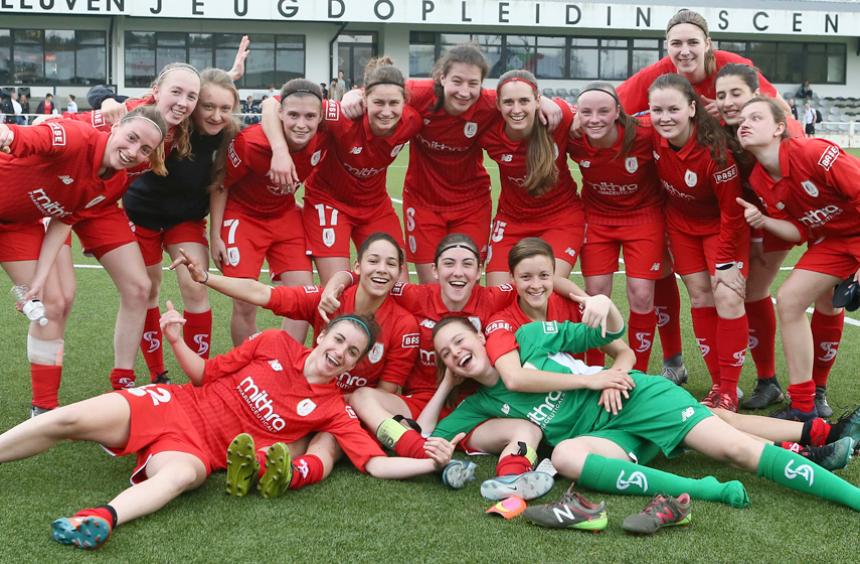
[159,300,186,344]
[169,247,208,284]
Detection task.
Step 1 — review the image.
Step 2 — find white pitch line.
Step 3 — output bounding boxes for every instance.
[69,262,859,327]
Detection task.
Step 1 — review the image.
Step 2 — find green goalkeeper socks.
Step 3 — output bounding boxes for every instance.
[579,454,750,508]
[757,443,860,512]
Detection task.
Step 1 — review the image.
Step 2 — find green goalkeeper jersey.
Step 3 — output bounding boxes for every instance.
[432,320,628,446]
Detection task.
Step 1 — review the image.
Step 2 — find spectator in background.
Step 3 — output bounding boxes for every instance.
[9,88,22,118]
[329,79,338,100]
[0,90,13,124]
[335,70,346,100]
[320,82,329,100]
[788,98,799,120]
[36,93,57,115]
[241,94,260,125]
[66,94,78,113]
[803,101,816,137]
[795,80,813,100]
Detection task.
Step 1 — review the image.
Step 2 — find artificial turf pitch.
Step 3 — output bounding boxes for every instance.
[0,148,857,562]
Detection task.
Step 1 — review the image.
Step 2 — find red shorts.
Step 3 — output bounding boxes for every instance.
[0,222,45,262]
[73,205,137,260]
[302,197,404,259]
[402,193,491,264]
[134,220,208,267]
[761,230,796,254]
[486,209,585,273]
[220,206,311,280]
[668,228,750,277]
[580,220,666,279]
[106,386,212,484]
[795,235,860,279]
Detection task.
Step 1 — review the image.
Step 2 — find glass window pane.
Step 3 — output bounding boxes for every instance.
[747,42,776,78]
[72,31,106,85]
[125,31,155,87]
[275,48,303,85]
[0,30,10,84]
[535,47,565,79]
[599,47,628,79]
[339,34,374,44]
[601,39,627,49]
[156,32,186,72]
[804,52,827,84]
[570,47,598,79]
[505,36,536,74]
[571,38,598,47]
[248,34,274,49]
[244,48,275,88]
[189,48,212,72]
[215,33,240,49]
[633,39,659,48]
[775,42,803,84]
[410,31,436,45]
[45,30,75,83]
[440,33,470,46]
[631,49,659,73]
[717,41,746,55]
[277,35,303,50]
[472,35,503,77]
[827,53,845,83]
[409,44,435,77]
[14,30,44,83]
[537,36,565,47]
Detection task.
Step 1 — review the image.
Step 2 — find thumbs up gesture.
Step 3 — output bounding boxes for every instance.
[736,197,765,229]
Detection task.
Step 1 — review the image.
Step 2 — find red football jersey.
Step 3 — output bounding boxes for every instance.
[480,98,582,220]
[170,329,385,472]
[617,51,778,115]
[653,129,745,264]
[747,138,860,240]
[304,101,423,210]
[567,116,664,225]
[484,293,583,364]
[224,124,327,218]
[388,281,516,396]
[403,79,499,211]
[0,120,128,225]
[265,284,419,392]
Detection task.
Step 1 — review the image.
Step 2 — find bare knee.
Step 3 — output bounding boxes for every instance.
[775,285,808,319]
[550,440,591,480]
[121,276,152,306]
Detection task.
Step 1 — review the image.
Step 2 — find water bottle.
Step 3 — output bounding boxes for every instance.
[11,285,48,326]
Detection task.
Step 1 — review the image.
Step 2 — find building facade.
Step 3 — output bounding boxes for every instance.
[1,0,858,104]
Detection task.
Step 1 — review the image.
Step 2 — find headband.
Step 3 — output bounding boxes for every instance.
[498,76,538,92]
[577,87,620,105]
[284,88,323,101]
[334,315,374,352]
[123,115,165,138]
[438,243,480,260]
[365,80,405,90]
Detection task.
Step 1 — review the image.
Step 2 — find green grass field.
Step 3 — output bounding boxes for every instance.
[0,149,858,562]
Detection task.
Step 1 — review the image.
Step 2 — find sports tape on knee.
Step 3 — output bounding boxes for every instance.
[27,335,64,366]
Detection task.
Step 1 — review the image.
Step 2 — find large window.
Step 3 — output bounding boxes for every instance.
[409,32,666,80]
[0,28,105,85]
[125,31,305,88]
[715,40,846,84]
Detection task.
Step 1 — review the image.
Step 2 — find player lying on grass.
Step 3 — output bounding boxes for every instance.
[422,312,860,515]
[0,309,460,550]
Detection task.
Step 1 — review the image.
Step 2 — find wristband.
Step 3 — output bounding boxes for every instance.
[715,262,736,271]
[199,270,209,285]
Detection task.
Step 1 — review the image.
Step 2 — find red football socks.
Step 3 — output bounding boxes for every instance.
[690,306,720,385]
[30,363,62,409]
[811,310,844,388]
[495,454,532,477]
[109,367,136,390]
[585,349,605,369]
[654,274,683,360]
[393,429,429,459]
[787,380,816,413]
[717,315,748,398]
[745,297,776,378]
[289,454,325,490]
[628,309,657,371]
[140,307,165,380]
[183,309,212,359]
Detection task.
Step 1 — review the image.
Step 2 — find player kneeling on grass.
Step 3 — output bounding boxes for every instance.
[427,311,860,529]
[0,308,460,550]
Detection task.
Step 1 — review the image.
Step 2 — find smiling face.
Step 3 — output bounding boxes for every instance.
[666,23,710,81]
[280,95,322,150]
[440,62,483,116]
[498,81,538,138]
[103,118,163,170]
[577,90,620,144]
[737,101,785,150]
[355,239,402,299]
[715,75,757,126]
[649,87,695,145]
[512,254,554,313]
[153,68,200,127]
[433,321,491,379]
[434,246,481,306]
[311,321,370,379]
[192,84,236,136]
[365,84,404,136]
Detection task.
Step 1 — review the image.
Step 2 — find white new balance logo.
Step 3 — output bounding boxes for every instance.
[615,470,648,492]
